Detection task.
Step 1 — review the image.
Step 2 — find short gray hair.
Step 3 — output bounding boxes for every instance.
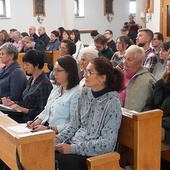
[125,45,145,63]
[80,47,98,60]
[13,31,21,39]
[0,42,19,61]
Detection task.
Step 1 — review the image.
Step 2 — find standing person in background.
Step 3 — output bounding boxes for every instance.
[143,58,170,145]
[94,34,114,60]
[110,35,132,71]
[0,43,27,103]
[55,57,124,170]
[70,29,84,61]
[1,50,53,123]
[46,30,60,51]
[104,29,116,52]
[89,30,99,48]
[38,26,50,49]
[29,26,39,41]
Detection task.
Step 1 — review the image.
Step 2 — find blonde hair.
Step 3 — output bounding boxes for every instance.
[22,36,34,43]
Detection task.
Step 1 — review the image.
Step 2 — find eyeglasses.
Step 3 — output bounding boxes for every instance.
[59,46,67,50]
[53,69,66,73]
[84,70,99,76]
[152,38,158,41]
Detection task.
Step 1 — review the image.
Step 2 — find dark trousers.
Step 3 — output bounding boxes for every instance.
[55,152,89,170]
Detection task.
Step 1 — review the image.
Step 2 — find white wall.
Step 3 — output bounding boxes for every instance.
[0,0,61,35]
[0,0,161,44]
[75,0,129,43]
[146,0,160,32]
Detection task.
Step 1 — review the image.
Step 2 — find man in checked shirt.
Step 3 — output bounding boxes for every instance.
[136,28,158,73]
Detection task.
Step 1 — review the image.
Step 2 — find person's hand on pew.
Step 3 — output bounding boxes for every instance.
[1,97,14,106]
[26,117,42,129]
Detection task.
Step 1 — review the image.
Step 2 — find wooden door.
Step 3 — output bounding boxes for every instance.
[160,0,170,40]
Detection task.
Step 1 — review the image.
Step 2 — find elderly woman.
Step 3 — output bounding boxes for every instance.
[26,55,81,133]
[55,57,124,170]
[1,50,53,123]
[0,43,27,103]
[120,45,156,112]
[79,46,98,86]
[12,31,24,52]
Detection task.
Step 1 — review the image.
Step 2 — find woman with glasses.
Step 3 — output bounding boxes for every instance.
[1,49,53,123]
[0,42,27,103]
[26,55,81,133]
[55,57,124,170]
[50,39,82,83]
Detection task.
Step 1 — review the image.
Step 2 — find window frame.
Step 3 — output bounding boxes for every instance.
[0,0,6,17]
[74,0,84,18]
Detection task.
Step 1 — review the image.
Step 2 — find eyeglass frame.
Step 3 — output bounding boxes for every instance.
[84,70,99,76]
[53,68,66,73]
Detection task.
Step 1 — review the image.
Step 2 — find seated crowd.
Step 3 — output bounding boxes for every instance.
[0,24,170,170]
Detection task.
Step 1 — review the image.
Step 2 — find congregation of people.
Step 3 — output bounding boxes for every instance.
[1,14,170,170]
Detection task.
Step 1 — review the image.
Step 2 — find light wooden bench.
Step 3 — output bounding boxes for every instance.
[45,50,61,64]
[0,112,55,170]
[87,109,163,170]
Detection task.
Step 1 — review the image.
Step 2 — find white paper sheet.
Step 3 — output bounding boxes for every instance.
[7,125,31,133]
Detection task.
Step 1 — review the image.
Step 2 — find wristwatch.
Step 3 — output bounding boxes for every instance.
[47,126,52,130]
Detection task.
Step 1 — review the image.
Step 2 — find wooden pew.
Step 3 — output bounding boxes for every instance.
[18,53,25,70]
[45,50,61,64]
[87,109,163,170]
[87,152,121,170]
[0,112,55,170]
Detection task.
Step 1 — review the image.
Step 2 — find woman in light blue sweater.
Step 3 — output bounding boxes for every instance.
[55,57,124,170]
[26,55,81,133]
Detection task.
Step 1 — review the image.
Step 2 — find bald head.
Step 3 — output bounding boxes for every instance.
[29,26,36,35]
[38,26,46,36]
